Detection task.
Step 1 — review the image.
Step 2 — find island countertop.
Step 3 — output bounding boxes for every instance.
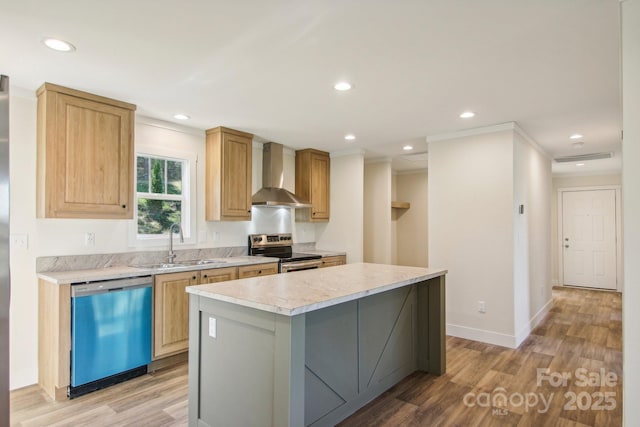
[186,262,447,316]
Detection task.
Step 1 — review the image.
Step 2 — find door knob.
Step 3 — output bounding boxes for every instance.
[564,245,569,248]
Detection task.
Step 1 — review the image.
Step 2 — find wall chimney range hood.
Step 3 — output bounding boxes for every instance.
[252,142,312,208]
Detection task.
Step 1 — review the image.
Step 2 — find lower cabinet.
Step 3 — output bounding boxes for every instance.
[153,271,198,359]
[321,255,346,268]
[153,263,278,360]
[237,262,279,278]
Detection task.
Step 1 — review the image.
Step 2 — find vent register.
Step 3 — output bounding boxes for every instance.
[554,152,613,163]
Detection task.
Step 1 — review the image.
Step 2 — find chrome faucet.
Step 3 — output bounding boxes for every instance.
[168,223,184,263]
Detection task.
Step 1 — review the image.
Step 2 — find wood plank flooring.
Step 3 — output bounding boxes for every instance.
[338,287,622,427]
[10,286,622,427]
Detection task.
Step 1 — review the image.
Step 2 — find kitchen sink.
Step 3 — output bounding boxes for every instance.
[130,259,227,269]
[180,259,227,266]
[130,263,187,269]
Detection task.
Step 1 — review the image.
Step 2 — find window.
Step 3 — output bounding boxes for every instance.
[136,154,189,238]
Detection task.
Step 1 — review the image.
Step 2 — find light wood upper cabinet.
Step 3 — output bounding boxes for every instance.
[153,271,198,359]
[237,262,279,278]
[295,149,330,222]
[205,127,253,221]
[36,83,135,219]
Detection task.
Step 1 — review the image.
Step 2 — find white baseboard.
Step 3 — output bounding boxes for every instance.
[552,278,559,286]
[514,298,553,347]
[447,298,554,349]
[446,324,518,349]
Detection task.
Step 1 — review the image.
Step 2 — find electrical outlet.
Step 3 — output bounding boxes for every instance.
[10,233,28,249]
[209,317,217,338]
[84,232,95,247]
[478,301,486,313]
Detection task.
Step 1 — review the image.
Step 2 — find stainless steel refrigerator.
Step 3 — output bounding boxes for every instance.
[0,74,11,425]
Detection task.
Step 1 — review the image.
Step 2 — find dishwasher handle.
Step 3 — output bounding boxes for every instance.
[71,276,152,297]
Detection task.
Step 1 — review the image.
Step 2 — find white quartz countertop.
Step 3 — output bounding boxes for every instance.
[37,256,280,285]
[187,262,446,316]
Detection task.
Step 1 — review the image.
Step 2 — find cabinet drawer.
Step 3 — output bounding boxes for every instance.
[237,263,279,278]
[199,266,238,284]
[321,255,346,268]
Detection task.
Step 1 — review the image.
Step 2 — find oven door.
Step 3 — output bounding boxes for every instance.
[281,259,323,273]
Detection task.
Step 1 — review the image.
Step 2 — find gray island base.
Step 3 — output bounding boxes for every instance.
[186,263,447,427]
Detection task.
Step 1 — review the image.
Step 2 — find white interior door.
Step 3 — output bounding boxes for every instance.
[562,190,617,290]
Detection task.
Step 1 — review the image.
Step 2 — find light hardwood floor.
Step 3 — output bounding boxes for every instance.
[10,286,622,427]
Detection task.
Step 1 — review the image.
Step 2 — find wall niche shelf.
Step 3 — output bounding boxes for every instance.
[391,201,410,209]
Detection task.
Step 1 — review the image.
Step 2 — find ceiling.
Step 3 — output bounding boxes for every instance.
[0,0,621,174]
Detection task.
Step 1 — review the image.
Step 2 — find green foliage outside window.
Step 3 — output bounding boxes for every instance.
[136,155,185,235]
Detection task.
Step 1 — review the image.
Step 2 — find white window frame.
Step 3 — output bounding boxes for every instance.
[129,146,197,248]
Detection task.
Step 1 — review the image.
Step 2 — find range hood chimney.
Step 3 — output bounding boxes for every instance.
[252,142,312,208]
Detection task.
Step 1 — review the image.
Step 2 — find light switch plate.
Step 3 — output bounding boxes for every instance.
[209,317,217,338]
[10,233,28,249]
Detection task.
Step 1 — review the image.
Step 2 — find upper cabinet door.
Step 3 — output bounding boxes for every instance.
[205,127,253,221]
[36,83,135,219]
[296,149,330,222]
[310,152,330,220]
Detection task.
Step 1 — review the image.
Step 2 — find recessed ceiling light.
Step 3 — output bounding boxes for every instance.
[42,37,76,52]
[459,111,475,119]
[334,82,352,91]
[344,134,356,141]
[403,145,413,151]
[173,114,190,120]
[576,163,585,167]
[570,134,583,140]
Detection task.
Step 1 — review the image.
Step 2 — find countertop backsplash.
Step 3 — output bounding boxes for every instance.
[36,246,249,273]
[292,242,315,252]
[36,242,324,273]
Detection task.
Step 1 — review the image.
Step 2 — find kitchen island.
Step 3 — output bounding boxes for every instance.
[186,262,446,427]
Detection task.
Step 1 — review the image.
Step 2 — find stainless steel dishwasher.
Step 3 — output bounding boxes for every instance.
[70,276,152,398]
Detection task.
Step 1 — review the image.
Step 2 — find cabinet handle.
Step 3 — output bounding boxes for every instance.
[203,274,208,278]
[192,276,197,280]
[312,212,316,216]
[122,204,127,209]
[258,270,262,274]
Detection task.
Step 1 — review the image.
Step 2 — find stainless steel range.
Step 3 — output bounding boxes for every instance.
[248,233,322,273]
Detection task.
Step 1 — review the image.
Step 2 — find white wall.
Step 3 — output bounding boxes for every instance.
[513,133,552,345]
[9,90,38,390]
[429,128,516,344]
[363,160,392,264]
[429,125,552,348]
[395,171,428,267]
[315,150,364,262]
[550,174,621,285]
[622,0,640,424]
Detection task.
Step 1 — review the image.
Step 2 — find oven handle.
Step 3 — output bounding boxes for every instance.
[281,259,323,272]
